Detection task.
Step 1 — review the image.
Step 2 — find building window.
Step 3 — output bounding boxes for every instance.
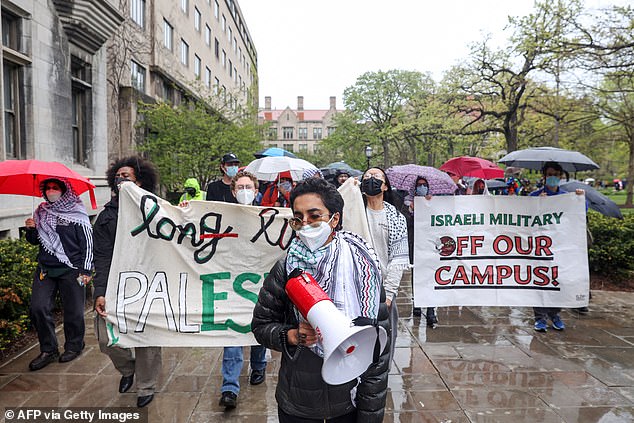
[181,39,189,66]
[194,8,201,31]
[229,60,232,77]
[71,57,92,166]
[283,127,293,139]
[327,126,336,136]
[131,60,145,92]
[130,0,145,28]
[233,67,237,83]
[205,67,211,87]
[2,11,21,51]
[163,19,173,50]
[299,144,307,152]
[233,37,237,53]
[194,55,201,78]
[214,77,220,95]
[205,25,211,46]
[2,10,26,159]
[283,144,294,152]
[181,0,188,13]
[214,38,219,58]
[221,50,226,68]
[162,79,173,102]
[3,62,24,159]
[222,14,226,33]
[214,0,219,19]
[313,127,322,140]
[228,26,232,41]
[298,127,307,140]
[268,127,277,139]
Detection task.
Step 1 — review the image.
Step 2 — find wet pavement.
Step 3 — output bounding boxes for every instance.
[1,271,634,422]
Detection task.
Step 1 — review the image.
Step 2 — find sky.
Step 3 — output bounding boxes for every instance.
[238,0,624,111]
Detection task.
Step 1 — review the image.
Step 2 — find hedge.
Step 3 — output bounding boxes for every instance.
[587,211,634,278]
[0,238,37,351]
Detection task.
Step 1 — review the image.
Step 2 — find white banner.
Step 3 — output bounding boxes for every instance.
[413,194,589,307]
[104,183,294,347]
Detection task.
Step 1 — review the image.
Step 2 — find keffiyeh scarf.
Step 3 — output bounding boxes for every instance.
[35,179,91,268]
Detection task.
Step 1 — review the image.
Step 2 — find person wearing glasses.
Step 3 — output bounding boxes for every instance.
[216,171,268,410]
[361,167,409,367]
[24,178,93,371]
[252,178,390,423]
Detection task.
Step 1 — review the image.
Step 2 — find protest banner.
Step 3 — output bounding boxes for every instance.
[104,183,294,347]
[413,194,589,308]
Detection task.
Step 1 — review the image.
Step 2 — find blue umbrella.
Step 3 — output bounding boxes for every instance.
[561,181,623,219]
[254,147,297,159]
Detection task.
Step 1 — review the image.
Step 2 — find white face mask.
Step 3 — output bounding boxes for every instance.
[46,192,61,202]
[236,189,255,205]
[297,219,334,252]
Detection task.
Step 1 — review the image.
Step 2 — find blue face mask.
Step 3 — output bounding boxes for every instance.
[545,176,560,188]
[225,165,239,177]
[278,181,293,193]
[416,185,429,197]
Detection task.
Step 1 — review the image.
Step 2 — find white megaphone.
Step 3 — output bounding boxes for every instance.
[285,269,388,385]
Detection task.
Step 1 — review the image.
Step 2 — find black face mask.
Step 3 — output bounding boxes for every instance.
[361,177,383,196]
[113,177,132,194]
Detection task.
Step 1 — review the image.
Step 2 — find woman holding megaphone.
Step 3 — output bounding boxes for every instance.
[252,178,390,423]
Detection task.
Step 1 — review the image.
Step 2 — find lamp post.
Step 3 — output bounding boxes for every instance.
[364,144,373,169]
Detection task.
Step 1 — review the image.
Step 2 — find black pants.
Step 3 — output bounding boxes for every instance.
[278,407,357,423]
[30,268,85,353]
[533,307,561,321]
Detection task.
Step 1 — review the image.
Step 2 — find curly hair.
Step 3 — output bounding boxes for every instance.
[231,171,259,191]
[290,177,344,230]
[106,156,159,193]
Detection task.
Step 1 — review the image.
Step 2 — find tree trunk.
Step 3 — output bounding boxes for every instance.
[505,113,519,153]
[625,135,634,207]
[382,138,389,169]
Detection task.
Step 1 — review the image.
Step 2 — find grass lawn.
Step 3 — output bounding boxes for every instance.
[597,190,634,215]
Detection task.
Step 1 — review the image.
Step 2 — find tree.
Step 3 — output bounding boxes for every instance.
[137,99,261,192]
[444,0,583,154]
[343,70,428,168]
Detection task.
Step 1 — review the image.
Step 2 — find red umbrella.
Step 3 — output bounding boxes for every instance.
[0,160,97,209]
[440,156,504,179]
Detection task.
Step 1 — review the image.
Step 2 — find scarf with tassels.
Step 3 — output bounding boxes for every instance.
[35,178,91,269]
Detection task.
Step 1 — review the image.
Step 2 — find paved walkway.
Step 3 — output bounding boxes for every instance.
[1,273,634,422]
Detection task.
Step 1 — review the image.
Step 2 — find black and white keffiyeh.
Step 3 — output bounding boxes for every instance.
[286,231,382,319]
[35,178,91,269]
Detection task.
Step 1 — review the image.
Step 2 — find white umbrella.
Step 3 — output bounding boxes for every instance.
[244,156,318,181]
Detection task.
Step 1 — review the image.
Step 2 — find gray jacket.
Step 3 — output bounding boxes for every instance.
[251,259,390,422]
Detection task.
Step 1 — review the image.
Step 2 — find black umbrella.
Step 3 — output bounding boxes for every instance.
[561,181,623,219]
[498,147,599,172]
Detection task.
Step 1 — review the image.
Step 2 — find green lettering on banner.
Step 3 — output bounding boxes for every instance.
[200,272,253,334]
[490,213,502,225]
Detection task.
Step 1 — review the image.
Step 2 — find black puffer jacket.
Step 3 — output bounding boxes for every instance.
[251,259,390,422]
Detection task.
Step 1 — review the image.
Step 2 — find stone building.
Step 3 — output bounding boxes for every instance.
[0,0,258,237]
[259,96,341,155]
[110,0,258,160]
[0,0,124,237]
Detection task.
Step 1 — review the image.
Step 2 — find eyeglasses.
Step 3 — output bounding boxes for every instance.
[363,173,384,181]
[288,213,332,231]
